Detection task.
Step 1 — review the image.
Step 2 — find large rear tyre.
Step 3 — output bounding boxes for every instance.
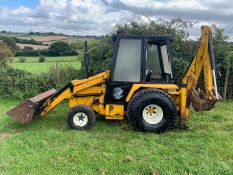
[67,105,96,130]
[127,89,177,133]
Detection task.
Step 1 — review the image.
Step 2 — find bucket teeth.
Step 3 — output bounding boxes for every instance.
[7,89,57,124]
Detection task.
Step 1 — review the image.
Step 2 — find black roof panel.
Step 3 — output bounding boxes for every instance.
[112,34,174,42]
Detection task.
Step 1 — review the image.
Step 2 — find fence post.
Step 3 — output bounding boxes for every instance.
[223,64,230,99]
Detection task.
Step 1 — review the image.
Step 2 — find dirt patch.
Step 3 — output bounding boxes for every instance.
[0,129,21,140]
[16,43,49,50]
[0,133,13,140]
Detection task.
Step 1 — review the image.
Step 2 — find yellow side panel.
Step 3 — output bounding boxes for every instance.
[126,84,179,102]
[69,96,96,108]
[77,87,102,94]
[105,104,124,120]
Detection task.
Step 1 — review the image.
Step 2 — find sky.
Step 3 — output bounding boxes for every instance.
[0,0,38,8]
[0,0,232,39]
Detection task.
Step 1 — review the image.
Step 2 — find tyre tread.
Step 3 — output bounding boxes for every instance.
[127,88,177,132]
[67,105,96,130]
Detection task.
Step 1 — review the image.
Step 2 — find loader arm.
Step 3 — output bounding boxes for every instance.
[7,71,110,124]
[40,71,110,117]
[182,26,221,111]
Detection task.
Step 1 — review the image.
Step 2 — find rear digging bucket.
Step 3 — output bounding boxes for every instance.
[189,88,219,112]
[7,89,57,124]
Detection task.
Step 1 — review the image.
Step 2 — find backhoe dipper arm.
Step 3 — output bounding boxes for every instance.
[39,71,110,117]
[182,26,220,111]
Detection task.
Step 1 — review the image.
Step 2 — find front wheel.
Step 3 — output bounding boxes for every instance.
[127,89,177,133]
[67,105,96,130]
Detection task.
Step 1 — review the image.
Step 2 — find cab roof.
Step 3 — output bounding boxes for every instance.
[112,34,174,42]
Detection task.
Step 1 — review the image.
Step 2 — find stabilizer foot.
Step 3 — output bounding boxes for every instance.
[179,119,189,130]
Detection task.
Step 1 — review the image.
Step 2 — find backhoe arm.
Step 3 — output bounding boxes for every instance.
[182,26,220,111]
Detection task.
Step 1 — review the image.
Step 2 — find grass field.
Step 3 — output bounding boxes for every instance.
[12,56,82,73]
[0,99,232,175]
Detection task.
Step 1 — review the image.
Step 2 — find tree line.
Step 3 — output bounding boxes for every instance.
[16,41,79,57]
[0,36,79,57]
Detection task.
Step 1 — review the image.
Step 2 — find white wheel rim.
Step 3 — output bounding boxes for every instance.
[142,104,163,125]
[73,112,88,127]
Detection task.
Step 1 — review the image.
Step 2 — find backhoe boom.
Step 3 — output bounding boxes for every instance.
[182,26,220,111]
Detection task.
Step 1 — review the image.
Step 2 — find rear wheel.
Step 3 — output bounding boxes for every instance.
[67,105,96,130]
[127,89,177,132]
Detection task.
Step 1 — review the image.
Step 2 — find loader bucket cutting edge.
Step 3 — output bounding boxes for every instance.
[7,89,57,124]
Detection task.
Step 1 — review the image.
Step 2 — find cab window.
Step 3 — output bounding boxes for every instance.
[161,45,171,74]
[146,43,162,79]
[113,39,141,82]
[146,42,172,82]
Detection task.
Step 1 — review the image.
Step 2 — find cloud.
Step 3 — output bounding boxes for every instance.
[0,0,232,37]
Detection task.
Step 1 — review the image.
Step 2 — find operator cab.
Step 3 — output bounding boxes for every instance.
[111,35,174,83]
[105,35,174,103]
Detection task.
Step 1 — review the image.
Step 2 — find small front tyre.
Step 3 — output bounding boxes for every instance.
[67,105,96,130]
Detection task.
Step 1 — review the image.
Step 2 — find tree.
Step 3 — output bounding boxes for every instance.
[84,17,232,99]
[115,18,196,81]
[39,56,46,62]
[87,37,113,76]
[71,40,84,50]
[209,25,231,98]
[23,46,34,51]
[87,17,195,81]
[211,25,230,67]
[0,43,13,66]
[114,17,194,61]
[2,37,18,53]
[49,41,77,56]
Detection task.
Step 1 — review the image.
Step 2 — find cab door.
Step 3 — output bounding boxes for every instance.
[105,37,143,104]
[145,39,173,83]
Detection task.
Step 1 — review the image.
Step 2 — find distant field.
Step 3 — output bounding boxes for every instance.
[12,56,82,73]
[18,36,76,42]
[16,43,49,50]
[17,36,94,45]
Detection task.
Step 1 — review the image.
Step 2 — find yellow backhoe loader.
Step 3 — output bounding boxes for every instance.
[7,26,221,132]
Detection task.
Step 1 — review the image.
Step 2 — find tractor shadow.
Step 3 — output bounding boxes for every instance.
[2,111,193,134]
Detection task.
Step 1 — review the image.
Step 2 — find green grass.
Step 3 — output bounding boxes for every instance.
[12,56,82,73]
[0,100,233,175]
[13,56,81,63]
[12,62,81,73]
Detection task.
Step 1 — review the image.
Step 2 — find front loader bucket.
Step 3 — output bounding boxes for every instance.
[7,89,57,124]
[189,88,220,112]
